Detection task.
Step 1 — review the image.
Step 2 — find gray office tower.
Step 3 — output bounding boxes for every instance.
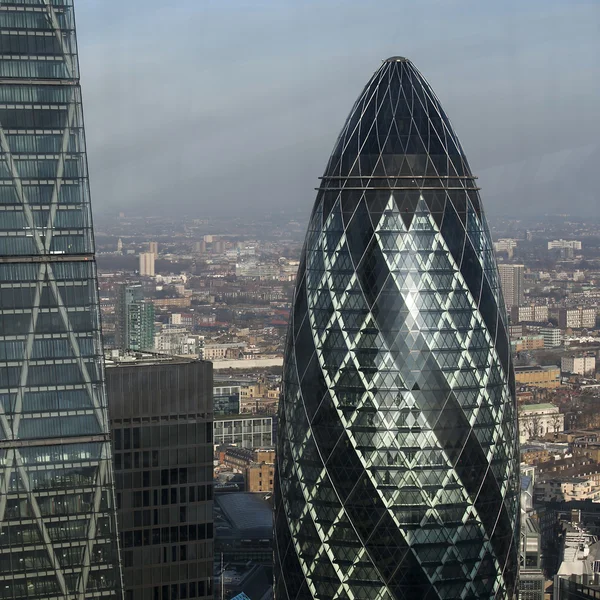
[106,354,214,600]
[0,1,123,598]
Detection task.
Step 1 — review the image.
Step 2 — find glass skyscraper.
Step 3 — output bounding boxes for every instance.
[0,2,122,599]
[274,57,520,599]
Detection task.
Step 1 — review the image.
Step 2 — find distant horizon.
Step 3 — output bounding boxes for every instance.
[77,0,599,219]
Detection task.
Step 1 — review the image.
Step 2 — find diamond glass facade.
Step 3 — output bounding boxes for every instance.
[0,2,122,598]
[274,58,520,599]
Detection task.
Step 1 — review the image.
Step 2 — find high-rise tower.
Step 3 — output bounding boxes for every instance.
[0,2,123,598]
[274,58,520,599]
[498,264,525,309]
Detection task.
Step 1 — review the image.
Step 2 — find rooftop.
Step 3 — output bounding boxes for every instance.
[215,493,273,539]
[515,365,559,373]
[105,349,206,367]
[215,413,273,422]
[520,403,559,412]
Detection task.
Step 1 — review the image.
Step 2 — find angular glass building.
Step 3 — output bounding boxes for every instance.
[274,57,520,600]
[0,2,122,598]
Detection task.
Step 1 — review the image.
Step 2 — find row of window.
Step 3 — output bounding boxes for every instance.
[0,234,90,256]
[0,310,99,336]
[0,180,87,204]
[113,423,213,450]
[0,260,95,282]
[124,580,212,600]
[0,12,73,32]
[1,388,98,415]
[119,523,213,548]
[115,452,212,475]
[117,484,213,509]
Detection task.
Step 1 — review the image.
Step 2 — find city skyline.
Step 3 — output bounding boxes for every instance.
[274,58,520,599]
[74,0,600,218]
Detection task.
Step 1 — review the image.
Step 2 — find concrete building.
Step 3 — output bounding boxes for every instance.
[548,240,582,251]
[154,325,201,357]
[106,354,214,600]
[562,355,597,376]
[541,327,563,348]
[535,478,600,503]
[149,241,158,257]
[235,261,279,280]
[213,415,274,449]
[204,343,246,361]
[513,335,545,353]
[494,238,518,258]
[139,251,156,277]
[511,304,549,324]
[559,308,597,330]
[515,365,562,389]
[498,263,525,308]
[519,403,564,443]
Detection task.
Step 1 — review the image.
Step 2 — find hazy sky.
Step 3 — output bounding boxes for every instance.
[76,0,600,218]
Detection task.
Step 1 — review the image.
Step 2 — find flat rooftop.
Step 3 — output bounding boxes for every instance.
[520,403,559,412]
[515,365,559,372]
[215,493,273,538]
[105,350,207,368]
[215,413,273,422]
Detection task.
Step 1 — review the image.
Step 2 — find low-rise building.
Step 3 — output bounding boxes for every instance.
[154,325,203,357]
[511,304,549,324]
[513,335,545,353]
[204,343,246,361]
[548,239,582,251]
[246,462,275,493]
[519,403,564,443]
[559,307,597,330]
[541,327,562,348]
[515,365,562,389]
[562,355,596,376]
[213,415,274,449]
[535,477,600,503]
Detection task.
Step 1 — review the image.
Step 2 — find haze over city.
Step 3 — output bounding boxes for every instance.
[76,0,600,218]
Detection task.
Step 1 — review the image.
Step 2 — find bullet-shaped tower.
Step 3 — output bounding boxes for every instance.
[274,58,520,600]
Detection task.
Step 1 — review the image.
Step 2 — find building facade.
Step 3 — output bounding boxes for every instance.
[515,365,561,389]
[106,355,214,600]
[274,57,520,599]
[548,240,582,251]
[116,283,155,351]
[213,385,241,416]
[0,2,123,597]
[498,264,525,309]
[213,415,273,449]
[139,252,156,277]
[559,308,597,330]
[541,327,562,348]
[519,403,564,443]
[510,304,549,324]
[562,355,596,376]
